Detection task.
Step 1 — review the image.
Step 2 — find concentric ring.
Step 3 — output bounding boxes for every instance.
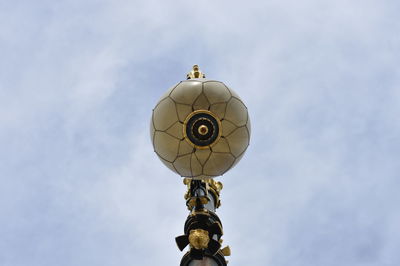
[183,110,222,149]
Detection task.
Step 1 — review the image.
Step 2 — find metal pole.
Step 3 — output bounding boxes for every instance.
[176,178,231,266]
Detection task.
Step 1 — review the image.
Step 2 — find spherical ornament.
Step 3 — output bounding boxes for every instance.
[150,67,250,179]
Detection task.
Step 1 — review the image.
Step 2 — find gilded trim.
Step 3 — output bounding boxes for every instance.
[183,110,222,150]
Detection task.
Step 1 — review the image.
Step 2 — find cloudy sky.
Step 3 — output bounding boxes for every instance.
[1,0,400,265]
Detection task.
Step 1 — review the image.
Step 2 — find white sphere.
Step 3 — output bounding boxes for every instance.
[150,79,250,179]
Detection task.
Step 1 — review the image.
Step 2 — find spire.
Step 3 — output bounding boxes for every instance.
[187,65,206,79]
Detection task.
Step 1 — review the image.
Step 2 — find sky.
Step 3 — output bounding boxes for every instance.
[1,0,400,265]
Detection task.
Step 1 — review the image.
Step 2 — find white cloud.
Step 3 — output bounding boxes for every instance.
[1,0,399,265]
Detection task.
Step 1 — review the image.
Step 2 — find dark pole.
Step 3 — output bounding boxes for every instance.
[176,178,231,266]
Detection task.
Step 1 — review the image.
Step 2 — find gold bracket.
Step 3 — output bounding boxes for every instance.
[220,245,231,256]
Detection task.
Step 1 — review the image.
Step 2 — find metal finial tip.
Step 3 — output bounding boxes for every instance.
[187,65,206,79]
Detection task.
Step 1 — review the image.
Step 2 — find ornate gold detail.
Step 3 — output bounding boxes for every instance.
[205,179,223,193]
[182,110,222,150]
[204,179,223,208]
[183,178,191,185]
[220,246,231,256]
[184,178,210,209]
[187,65,205,79]
[198,125,209,135]
[190,209,209,216]
[183,178,224,210]
[183,178,191,201]
[187,196,209,209]
[188,229,210,249]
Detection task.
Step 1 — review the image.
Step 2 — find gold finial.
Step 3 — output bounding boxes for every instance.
[188,229,210,249]
[187,65,206,79]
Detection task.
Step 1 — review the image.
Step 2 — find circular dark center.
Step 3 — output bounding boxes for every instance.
[186,112,219,147]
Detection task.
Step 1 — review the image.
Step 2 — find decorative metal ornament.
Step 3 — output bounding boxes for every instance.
[183,110,221,149]
[151,66,251,265]
[151,65,251,179]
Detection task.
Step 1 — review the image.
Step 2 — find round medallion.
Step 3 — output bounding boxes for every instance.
[151,78,250,179]
[183,110,221,149]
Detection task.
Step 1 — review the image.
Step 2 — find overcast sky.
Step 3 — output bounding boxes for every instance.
[1,0,400,265]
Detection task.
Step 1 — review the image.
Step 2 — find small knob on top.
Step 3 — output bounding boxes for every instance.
[187,65,206,79]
